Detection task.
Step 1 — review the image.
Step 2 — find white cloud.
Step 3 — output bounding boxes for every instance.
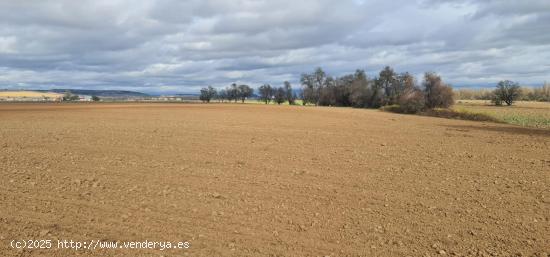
[0,36,17,54]
[0,0,548,93]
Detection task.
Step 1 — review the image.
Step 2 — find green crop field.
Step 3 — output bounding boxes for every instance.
[453,100,550,129]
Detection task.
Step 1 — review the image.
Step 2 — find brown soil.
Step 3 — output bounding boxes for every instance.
[1,103,549,257]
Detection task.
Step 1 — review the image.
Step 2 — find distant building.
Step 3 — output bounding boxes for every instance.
[158,96,184,101]
[78,95,92,101]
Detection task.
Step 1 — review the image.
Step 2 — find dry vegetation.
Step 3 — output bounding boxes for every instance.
[455,84,550,103]
[1,103,549,257]
[454,100,550,128]
[0,91,62,99]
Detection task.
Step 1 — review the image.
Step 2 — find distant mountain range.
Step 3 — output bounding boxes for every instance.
[35,89,149,97]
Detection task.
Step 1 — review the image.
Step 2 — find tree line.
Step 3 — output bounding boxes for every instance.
[298,67,453,113]
[257,81,296,105]
[200,66,542,111]
[200,82,297,105]
[200,66,454,113]
[62,91,100,101]
[456,82,550,104]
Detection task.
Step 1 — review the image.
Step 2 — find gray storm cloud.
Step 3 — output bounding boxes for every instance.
[0,0,548,93]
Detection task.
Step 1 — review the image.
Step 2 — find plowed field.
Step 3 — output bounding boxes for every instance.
[1,103,549,257]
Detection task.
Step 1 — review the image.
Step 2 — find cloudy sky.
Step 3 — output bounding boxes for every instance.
[0,0,549,93]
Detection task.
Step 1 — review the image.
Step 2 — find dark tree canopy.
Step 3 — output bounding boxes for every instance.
[423,72,454,109]
[273,87,286,105]
[301,67,327,105]
[349,70,370,108]
[258,84,273,104]
[63,91,79,101]
[300,73,316,105]
[283,81,295,105]
[237,84,254,103]
[217,89,227,102]
[228,83,239,102]
[296,66,455,111]
[494,80,521,106]
[199,86,217,103]
[378,66,398,105]
[198,66,457,113]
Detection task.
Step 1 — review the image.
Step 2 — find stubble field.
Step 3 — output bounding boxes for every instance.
[0,91,63,99]
[0,103,549,257]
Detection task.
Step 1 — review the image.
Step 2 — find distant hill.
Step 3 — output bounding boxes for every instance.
[36,89,149,98]
[173,93,199,96]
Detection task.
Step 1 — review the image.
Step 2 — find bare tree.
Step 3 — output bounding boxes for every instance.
[494,80,521,106]
[237,84,254,103]
[349,70,370,108]
[301,67,327,105]
[423,72,454,108]
[283,81,295,105]
[227,83,239,102]
[312,67,327,105]
[200,86,217,103]
[397,87,425,113]
[258,84,273,104]
[369,78,384,108]
[319,76,334,106]
[273,87,286,105]
[300,73,315,105]
[400,72,416,92]
[378,66,398,104]
[217,89,227,102]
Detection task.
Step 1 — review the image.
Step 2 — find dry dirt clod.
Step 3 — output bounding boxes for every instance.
[211,192,224,199]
